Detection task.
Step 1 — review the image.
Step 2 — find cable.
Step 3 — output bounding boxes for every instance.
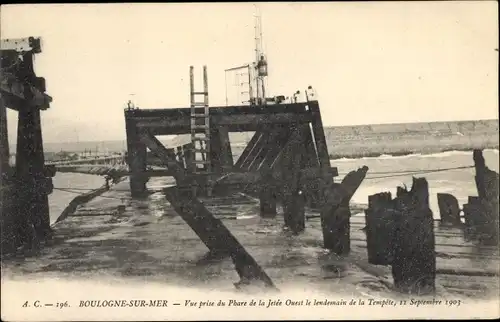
[363,165,475,180]
[334,165,475,180]
[337,165,474,176]
[53,187,126,201]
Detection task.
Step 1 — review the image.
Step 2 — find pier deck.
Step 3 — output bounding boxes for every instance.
[2,177,498,299]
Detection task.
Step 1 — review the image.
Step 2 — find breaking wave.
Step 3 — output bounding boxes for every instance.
[331,148,499,162]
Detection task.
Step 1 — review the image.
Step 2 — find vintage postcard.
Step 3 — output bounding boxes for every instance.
[1,2,499,321]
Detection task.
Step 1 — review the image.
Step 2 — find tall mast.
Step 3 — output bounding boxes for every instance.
[253,5,268,105]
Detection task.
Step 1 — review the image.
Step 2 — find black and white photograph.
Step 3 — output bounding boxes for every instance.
[1,2,498,321]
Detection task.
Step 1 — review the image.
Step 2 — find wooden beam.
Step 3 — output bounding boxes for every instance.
[141,132,276,288]
[132,110,313,135]
[127,102,309,117]
[0,72,51,110]
[138,131,187,184]
[164,187,277,289]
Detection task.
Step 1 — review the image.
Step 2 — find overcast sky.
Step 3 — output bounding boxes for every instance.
[2,2,498,143]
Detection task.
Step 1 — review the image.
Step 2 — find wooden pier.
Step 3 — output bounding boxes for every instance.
[123,84,375,287]
[0,37,55,256]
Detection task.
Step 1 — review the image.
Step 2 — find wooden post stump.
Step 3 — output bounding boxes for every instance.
[365,192,395,265]
[259,171,277,218]
[463,150,499,245]
[391,177,436,295]
[321,166,368,255]
[437,193,462,226]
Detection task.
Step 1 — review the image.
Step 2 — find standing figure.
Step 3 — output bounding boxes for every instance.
[293,90,301,103]
[306,85,316,101]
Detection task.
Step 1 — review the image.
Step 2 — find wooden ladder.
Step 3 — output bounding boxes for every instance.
[190,65,211,194]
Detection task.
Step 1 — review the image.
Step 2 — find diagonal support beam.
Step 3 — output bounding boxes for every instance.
[138,131,187,183]
[164,188,276,289]
[139,130,276,288]
[234,130,265,169]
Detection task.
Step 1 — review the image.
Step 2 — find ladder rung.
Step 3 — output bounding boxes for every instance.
[191,103,207,107]
[193,160,211,165]
[192,124,208,129]
[191,114,208,118]
[192,91,208,95]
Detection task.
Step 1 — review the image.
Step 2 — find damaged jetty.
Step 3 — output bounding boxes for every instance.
[1,34,499,299]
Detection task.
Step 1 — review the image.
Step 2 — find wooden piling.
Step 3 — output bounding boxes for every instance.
[308,100,363,253]
[437,193,462,226]
[391,177,436,295]
[259,170,277,218]
[365,192,395,265]
[125,113,148,197]
[15,106,52,247]
[281,124,306,234]
[321,166,368,255]
[464,150,499,245]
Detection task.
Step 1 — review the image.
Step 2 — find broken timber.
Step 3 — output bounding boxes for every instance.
[320,166,369,255]
[463,149,499,246]
[365,177,436,295]
[138,130,276,289]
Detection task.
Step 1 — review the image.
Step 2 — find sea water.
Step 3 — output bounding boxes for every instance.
[46,149,498,224]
